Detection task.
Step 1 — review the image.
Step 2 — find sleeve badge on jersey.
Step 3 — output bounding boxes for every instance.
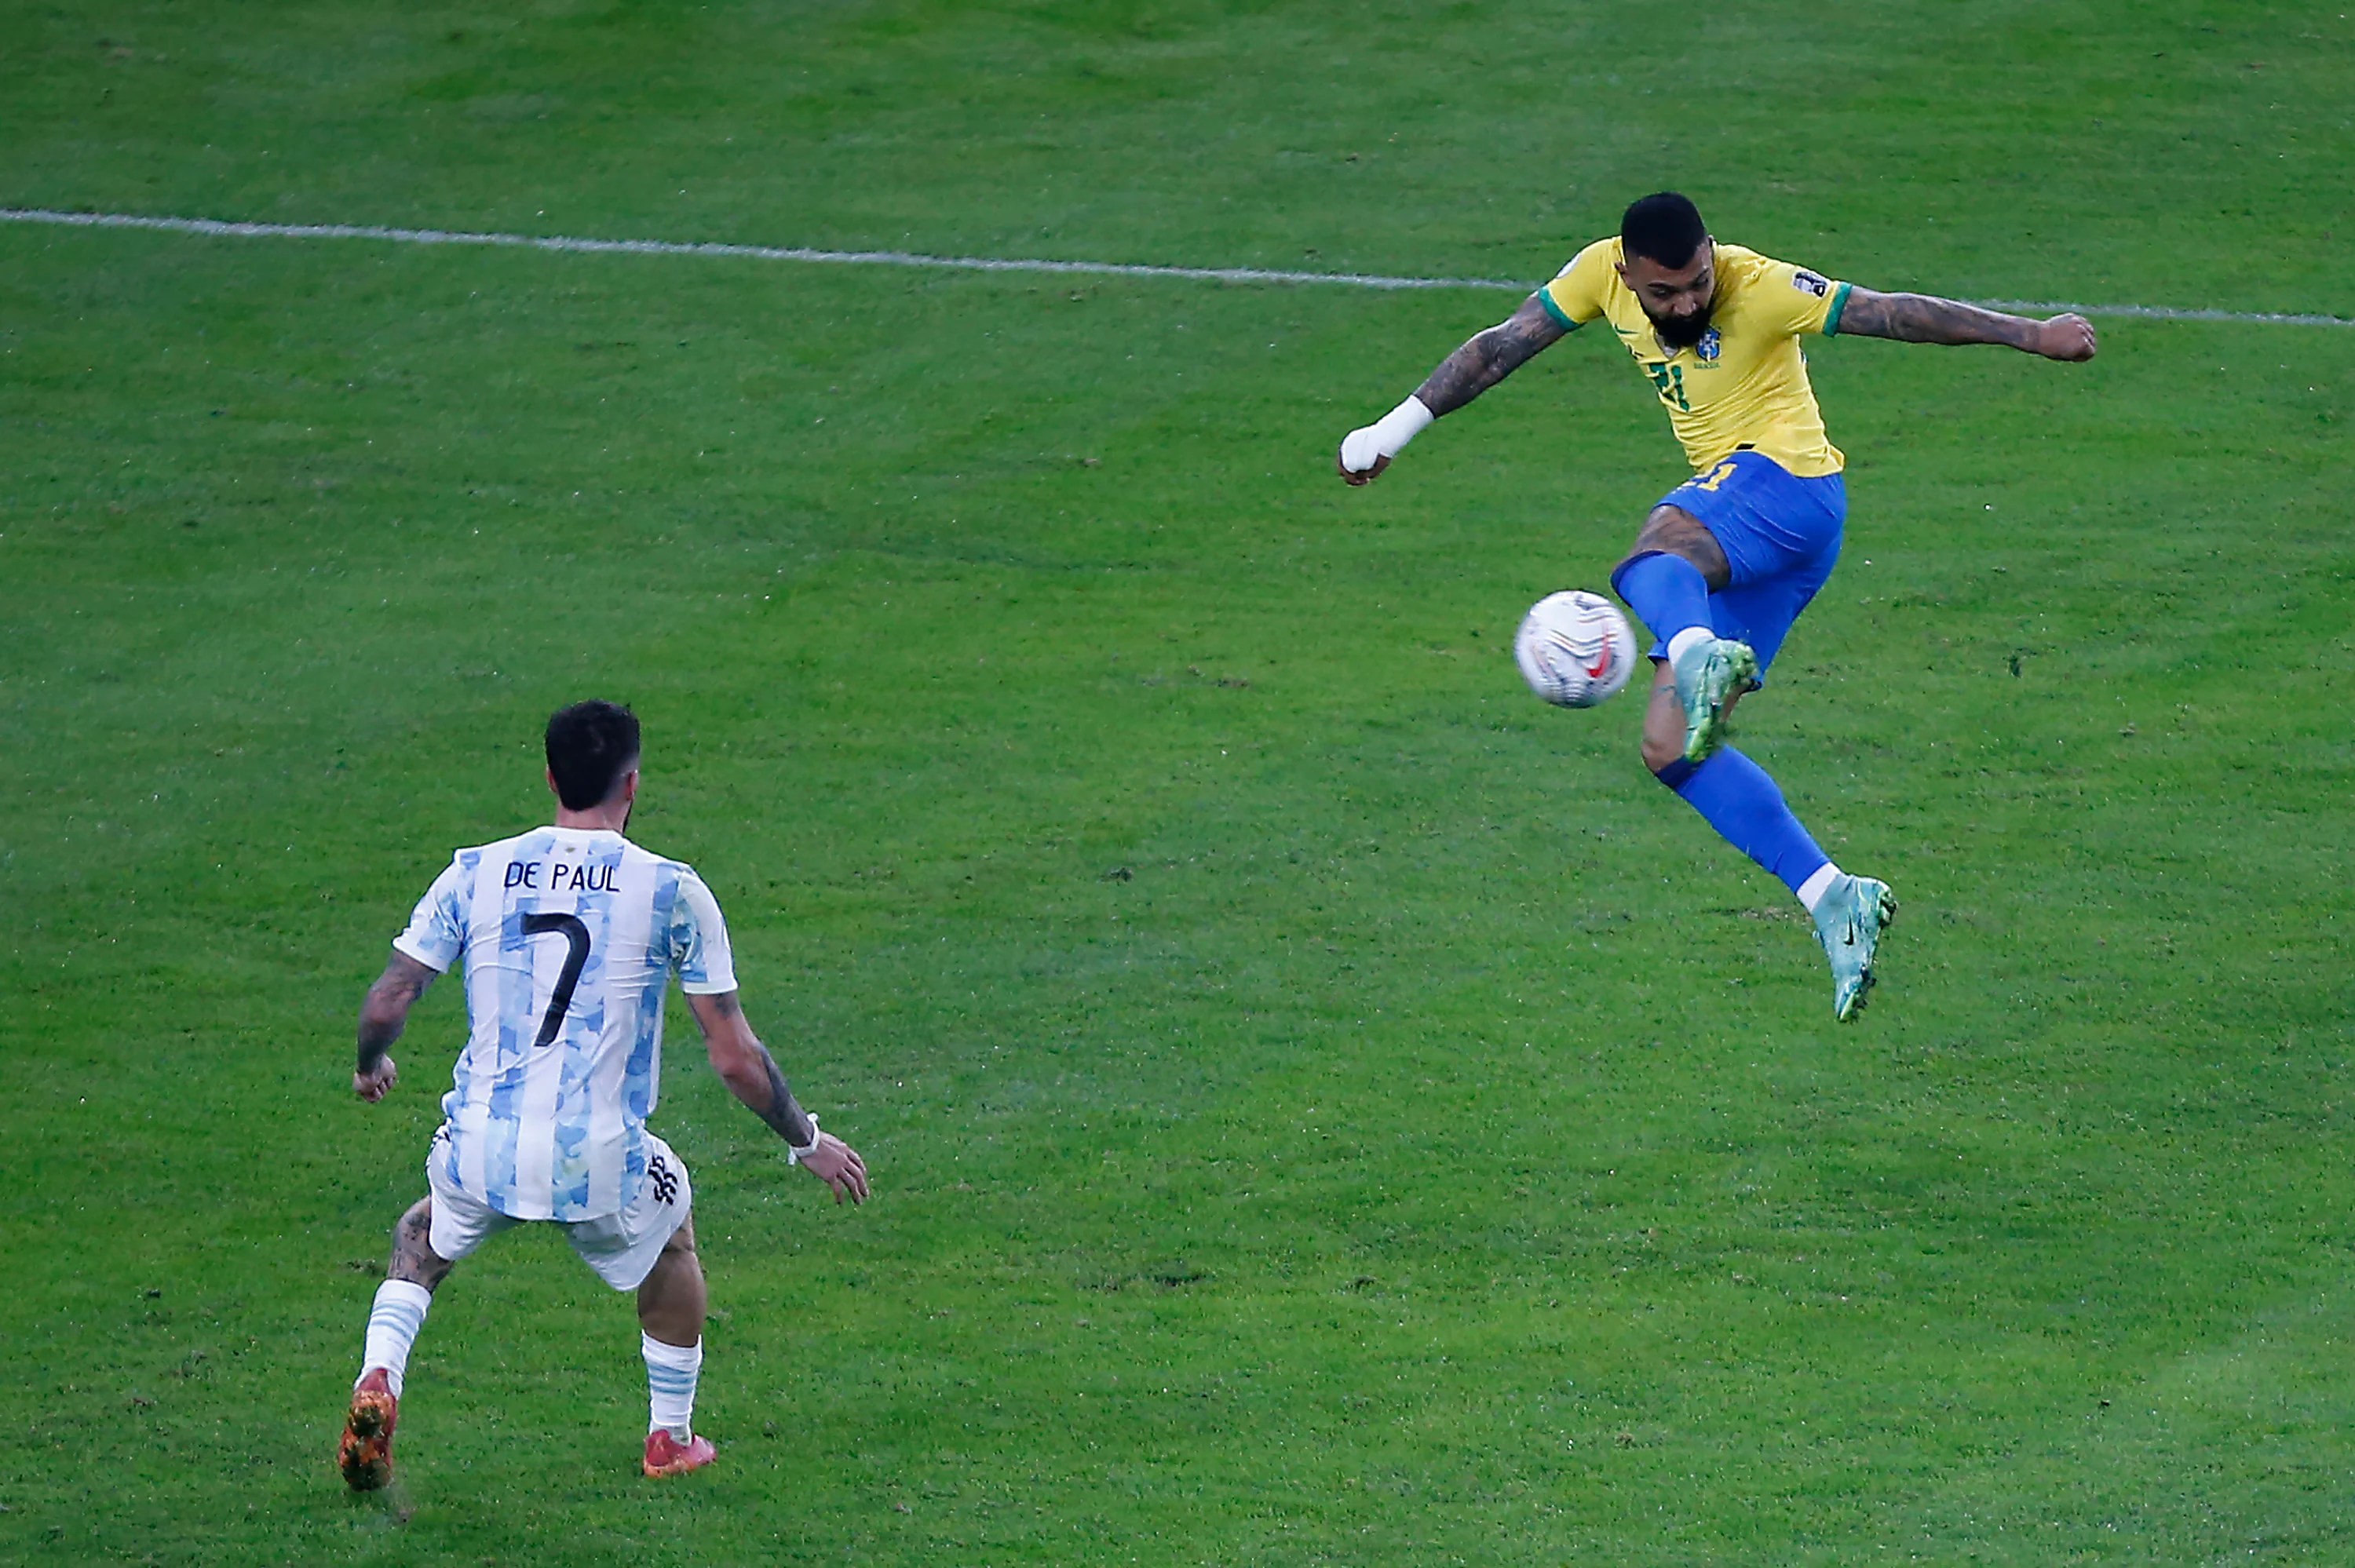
[1791,268,1831,297]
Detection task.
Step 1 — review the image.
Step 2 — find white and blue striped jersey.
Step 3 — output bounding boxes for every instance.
[392,826,736,1222]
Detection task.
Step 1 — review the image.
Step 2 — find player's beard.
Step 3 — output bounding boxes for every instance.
[1648,301,1714,351]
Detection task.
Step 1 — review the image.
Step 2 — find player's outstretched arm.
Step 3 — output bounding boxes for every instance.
[1837,289,2097,361]
[1337,292,1568,484]
[354,950,440,1102]
[688,990,871,1205]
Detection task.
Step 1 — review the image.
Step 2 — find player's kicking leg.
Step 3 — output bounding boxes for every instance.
[338,1198,453,1491]
[1612,503,1760,764]
[1612,475,1895,1020]
[635,1216,717,1476]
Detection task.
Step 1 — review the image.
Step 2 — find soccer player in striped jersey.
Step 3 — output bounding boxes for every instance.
[336,700,870,1488]
[1338,191,2097,1019]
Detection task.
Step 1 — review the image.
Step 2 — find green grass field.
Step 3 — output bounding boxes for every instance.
[4,2,2353,1563]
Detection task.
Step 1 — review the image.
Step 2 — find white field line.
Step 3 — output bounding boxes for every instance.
[5,206,2351,327]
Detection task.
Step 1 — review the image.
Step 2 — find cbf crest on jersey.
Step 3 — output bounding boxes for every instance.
[1696,327,1722,363]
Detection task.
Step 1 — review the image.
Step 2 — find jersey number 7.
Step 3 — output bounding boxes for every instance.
[520,913,591,1048]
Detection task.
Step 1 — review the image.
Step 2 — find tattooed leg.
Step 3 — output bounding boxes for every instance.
[387,1198,455,1292]
[1622,501,1732,589]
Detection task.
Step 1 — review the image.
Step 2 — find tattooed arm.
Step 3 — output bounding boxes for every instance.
[1415,292,1572,414]
[687,990,871,1204]
[354,950,440,1101]
[694,990,815,1144]
[1836,288,2097,361]
[1338,292,1568,484]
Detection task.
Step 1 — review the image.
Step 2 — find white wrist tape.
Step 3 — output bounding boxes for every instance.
[788,1113,821,1165]
[1339,395,1434,472]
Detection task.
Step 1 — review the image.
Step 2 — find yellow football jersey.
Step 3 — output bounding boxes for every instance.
[1539,238,1853,477]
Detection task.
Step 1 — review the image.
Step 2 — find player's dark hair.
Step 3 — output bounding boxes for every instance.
[546,700,641,810]
[1621,191,1709,268]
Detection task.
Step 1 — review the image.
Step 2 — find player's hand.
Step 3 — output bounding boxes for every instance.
[1336,426,1391,486]
[354,1056,398,1103]
[2036,313,2098,362]
[800,1133,870,1205]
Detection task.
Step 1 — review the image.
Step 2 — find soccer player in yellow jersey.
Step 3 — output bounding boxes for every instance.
[1336,192,2096,1019]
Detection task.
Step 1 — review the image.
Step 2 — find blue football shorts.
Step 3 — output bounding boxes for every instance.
[1650,449,1846,676]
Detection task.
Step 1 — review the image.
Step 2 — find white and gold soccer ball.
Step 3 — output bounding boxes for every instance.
[1513,589,1638,708]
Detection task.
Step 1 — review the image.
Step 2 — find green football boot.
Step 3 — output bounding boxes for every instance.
[1669,636,1762,764]
[1812,874,1898,1022]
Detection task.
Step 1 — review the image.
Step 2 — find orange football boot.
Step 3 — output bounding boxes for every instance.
[337,1368,400,1490]
[643,1428,718,1477]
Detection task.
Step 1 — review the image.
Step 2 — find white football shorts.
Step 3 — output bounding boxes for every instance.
[424,1128,692,1293]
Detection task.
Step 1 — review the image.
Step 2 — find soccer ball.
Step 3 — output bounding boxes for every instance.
[1513,589,1638,708]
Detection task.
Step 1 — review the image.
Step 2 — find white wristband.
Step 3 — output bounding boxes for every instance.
[1339,394,1434,473]
[787,1113,821,1165]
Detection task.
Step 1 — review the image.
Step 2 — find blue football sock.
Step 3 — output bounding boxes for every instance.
[1654,748,1832,897]
[1611,551,1715,647]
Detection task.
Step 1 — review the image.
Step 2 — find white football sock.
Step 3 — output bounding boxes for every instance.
[1665,626,1714,665]
[643,1333,703,1439]
[1796,863,1844,914]
[359,1280,433,1398]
